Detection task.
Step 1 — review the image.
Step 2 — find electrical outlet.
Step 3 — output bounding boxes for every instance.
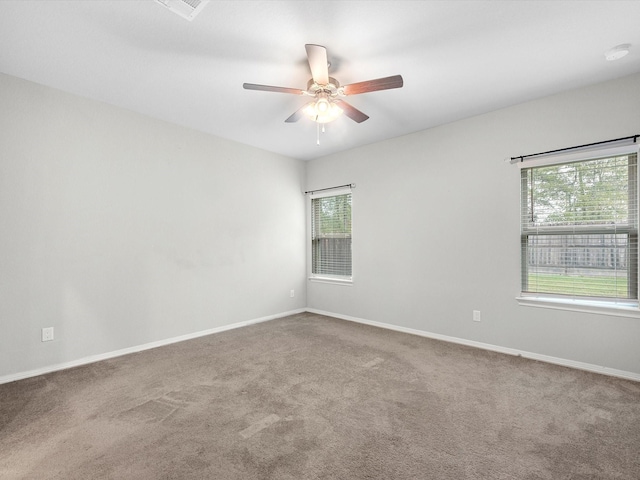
[473,310,481,322]
[290,290,295,298]
[42,327,54,342]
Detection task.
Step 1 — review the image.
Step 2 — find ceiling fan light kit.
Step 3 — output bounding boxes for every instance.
[243,44,403,129]
[303,90,344,123]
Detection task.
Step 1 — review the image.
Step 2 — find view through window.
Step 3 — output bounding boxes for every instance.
[521,150,638,303]
[311,192,352,279]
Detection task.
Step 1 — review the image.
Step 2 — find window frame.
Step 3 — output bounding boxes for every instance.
[308,187,353,285]
[517,144,640,316]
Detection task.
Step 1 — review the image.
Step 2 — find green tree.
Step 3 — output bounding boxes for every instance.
[525,155,631,227]
[314,194,351,234]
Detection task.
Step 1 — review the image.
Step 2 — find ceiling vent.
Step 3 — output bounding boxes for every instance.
[154,0,210,21]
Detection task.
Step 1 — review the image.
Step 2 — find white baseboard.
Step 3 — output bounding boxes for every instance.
[306,308,640,383]
[4,307,638,385]
[0,309,306,385]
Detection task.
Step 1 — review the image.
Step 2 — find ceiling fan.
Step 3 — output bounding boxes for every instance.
[243,44,403,124]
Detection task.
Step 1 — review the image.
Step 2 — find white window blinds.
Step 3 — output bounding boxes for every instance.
[311,192,352,278]
[520,148,638,302]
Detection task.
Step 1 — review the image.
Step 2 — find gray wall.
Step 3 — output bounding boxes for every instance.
[3,71,640,381]
[306,73,640,376]
[0,74,307,379]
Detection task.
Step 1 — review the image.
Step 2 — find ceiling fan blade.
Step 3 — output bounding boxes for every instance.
[342,75,404,95]
[243,83,305,95]
[285,102,313,123]
[334,99,369,123]
[305,44,329,85]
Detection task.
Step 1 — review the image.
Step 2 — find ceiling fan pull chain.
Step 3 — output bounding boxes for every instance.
[317,122,320,146]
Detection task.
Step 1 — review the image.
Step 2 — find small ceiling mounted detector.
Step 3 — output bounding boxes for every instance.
[243,44,404,124]
[605,43,631,61]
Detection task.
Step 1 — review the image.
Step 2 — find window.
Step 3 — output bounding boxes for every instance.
[311,191,352,280]
[520,146,638,307]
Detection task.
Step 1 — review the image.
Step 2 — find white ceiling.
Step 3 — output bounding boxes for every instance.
[1,1,639,161]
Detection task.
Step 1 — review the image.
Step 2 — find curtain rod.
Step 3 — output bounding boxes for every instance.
[511,135,639,163]
[304,183,355,195]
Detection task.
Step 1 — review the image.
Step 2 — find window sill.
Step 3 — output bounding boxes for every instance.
[516,296,640,318]
[308,276,353,286]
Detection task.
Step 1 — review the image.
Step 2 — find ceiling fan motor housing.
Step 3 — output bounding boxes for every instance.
[306,77,340,97]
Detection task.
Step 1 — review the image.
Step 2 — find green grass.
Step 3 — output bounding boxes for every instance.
[527,273,629,297]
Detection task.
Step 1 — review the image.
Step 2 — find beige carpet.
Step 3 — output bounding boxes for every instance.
[1,312,639,479]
